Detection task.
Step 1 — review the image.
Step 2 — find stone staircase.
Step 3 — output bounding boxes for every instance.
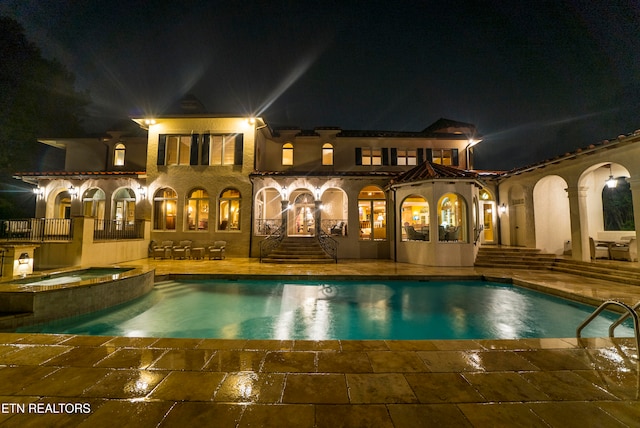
[261,236,335,264]
[550,258,640,286]
[474,246,556,270]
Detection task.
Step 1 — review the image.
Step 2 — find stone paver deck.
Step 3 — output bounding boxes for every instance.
[0,258,639,426]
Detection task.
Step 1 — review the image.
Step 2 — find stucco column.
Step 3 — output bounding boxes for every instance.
[627,178,640,265]
[280,200,289,235]
[566,186,590,261]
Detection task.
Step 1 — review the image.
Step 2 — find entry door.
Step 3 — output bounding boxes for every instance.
[513,204,526,246]
[291,193,315,236]
[482,202,495,243]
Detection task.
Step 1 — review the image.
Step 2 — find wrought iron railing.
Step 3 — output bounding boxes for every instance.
[259,223,286,261]
[0,218,74,241]
[94,219,145,240]
[321,219,348,236]
[318,230,338,263]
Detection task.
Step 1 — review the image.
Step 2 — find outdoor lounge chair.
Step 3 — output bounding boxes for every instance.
[589,237,611,259]
[609,237,638,262]
[152,240,174,259]
[208,241,226,259]
[331,221,346,236]
[172,240,192,259]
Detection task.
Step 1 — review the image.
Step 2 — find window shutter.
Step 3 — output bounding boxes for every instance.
[190,134,199,165]
[382,148,389,166]
[234,134,244,165]
[417,148,424,164]
[452,149,459,166]
[426,148,433,162]
[390,148,398,165]
[201,133,210,165]
[355,147,362,165]
[157,135,166,165]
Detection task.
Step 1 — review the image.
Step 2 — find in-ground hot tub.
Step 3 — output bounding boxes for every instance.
[0,266,155,331]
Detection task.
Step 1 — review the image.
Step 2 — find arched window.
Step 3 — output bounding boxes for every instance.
[603,177,634,230]
[282,143,294,166]
[219,188,241,230]
[113,188,136,227]
[438,193,467,242]
[82,188,105,220]
[401,195,429,241]
[358,186,386,240]
[54,191,72,219]
[186,188,209,231]
[114,143,126,166]
[322,143,334,165]
[153,188,177,230]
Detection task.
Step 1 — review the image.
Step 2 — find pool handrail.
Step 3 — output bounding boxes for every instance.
[576,300,640,355]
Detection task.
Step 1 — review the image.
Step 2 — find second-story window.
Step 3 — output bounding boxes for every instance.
[166,135,191,165]
[114,143,126,166]
[322,143,334,165]
[396,149,417,166]
[282,143,294,165]
[362,148,382,165]
[210,135,236,165]
[431,149,459,166]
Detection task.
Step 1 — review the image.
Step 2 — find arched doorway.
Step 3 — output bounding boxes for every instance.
[479,189,496,243]
[534,175,570,255]
[291,192,315,236]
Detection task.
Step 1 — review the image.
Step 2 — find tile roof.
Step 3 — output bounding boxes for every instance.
[13,171,145,178]
[391,161,478,184]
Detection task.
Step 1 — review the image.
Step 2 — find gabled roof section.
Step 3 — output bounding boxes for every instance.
[422,118,477,134]
[391,161,478,185]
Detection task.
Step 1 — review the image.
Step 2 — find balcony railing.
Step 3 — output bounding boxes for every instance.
[94,219,145,240]
[0,218,74,241]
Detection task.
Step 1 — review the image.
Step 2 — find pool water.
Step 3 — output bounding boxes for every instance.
[18,279,635,340]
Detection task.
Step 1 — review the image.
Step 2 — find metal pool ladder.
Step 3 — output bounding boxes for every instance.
[577,300,640,355]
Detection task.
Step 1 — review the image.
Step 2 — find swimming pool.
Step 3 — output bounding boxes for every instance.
[17,279,635,340]
[11,267,135,287]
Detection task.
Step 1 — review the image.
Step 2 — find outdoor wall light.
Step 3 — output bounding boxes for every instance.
[499,203,507,214]
[315,187,321,200]
[33,187,44,198]
[605,164,617,189]
[144,119,156,126]
[18,253,30,264]
[138,185,147,198]
[281,188,288,200]
[68,186,78,198]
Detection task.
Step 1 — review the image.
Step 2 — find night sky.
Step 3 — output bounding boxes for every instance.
[2,0,639,170]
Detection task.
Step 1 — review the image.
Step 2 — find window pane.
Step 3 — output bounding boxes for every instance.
[282,143,293,165]
[372,149,382,165]
[178,136,190,164]
[211,136,223,165]
[166,136,179,165]
[322,144,333,165]
[223,135,235,165]
[114,144,125,166]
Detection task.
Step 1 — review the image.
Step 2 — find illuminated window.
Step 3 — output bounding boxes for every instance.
[114,143,126,166]
[165,135,191,165]
[438,193,467,242]
[361,148,382,166]
[209,135,237,165]
[396,149,417,166]
[113,188,136,228]
[322,143,334,165]
[186,188,209,231]
[358,186,386,240]
[219,188,241,230]
[282,143,294,165]
[153,188,177,230]
[401,195,429,241]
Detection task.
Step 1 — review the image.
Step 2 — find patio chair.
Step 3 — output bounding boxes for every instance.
[331,221,345,236]
[609,238,638,262]
[589,237,610,259]
[152,240,173,259]
[172,240,192,259]
[208,241,226,260]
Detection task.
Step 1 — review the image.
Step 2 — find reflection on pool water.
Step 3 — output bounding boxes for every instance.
[17,279,635,340]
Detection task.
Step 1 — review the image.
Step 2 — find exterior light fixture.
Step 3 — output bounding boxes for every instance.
[68,186,78,198]
[33,187,44,198]
[138,185,147,198]
[144,119,156,126]
[605,165,617,189]
[315,187,321,200]
[499,203,507,214]
[281,188,288,200]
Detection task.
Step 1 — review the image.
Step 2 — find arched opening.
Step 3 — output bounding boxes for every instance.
[358,186,386,241]
[438,193,467,242]
[54,191,72,219]
[113,188,136,229]
[291,191,315,236]
[282,143,294,166]
[186,188,209,231]
[320,187,348,236]
[153,188,177,230]
[478,188,496,243]
[114,143,126,166]
[400,195,429,241]
[82,188,105,220]
[533,175,570,255]
[218,188,241,231]
[254,187,283,235]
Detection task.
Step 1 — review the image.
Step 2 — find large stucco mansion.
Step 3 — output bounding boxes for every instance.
[9,101,640,270]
